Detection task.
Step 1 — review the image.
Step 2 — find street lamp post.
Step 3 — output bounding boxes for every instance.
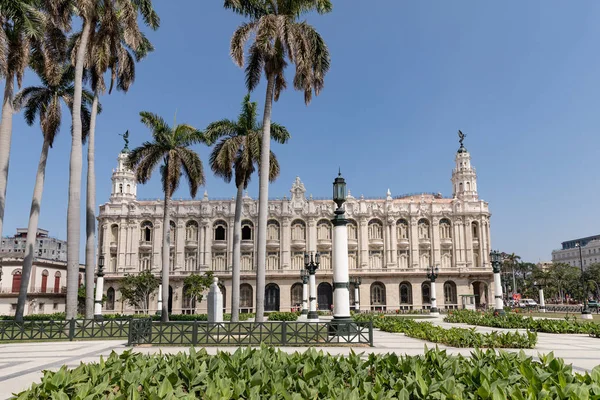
[351,276,361,312]
[157,271,163,316]
[94,255,105,321]
[331,171,352,324]
[300,269,309,318]
[534,281,546,313]
[304,252,320,321]
[427,265,439,316]
[575,242,592,319]
[490,250,506,316]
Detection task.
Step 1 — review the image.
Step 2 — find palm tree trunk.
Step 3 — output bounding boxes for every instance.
[15,139,50,322]
[0,75,15,241]
[255,74,275,323]
[231,184,243,322]
[66,20,92,319]
[84,90,99,319]
[161,194,171,322]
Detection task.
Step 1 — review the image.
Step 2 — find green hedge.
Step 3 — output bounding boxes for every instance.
[13,346,600,399]
[444,310,600,336]
[266,312,298,321]
[354,314,537,348]
[0,313,67,321]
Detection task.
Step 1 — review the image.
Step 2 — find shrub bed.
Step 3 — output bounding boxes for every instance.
[0,312,66,321]
[444,310,600,337]
[354,314,537,348]
[13,346,600,399]
[266,312,298,321]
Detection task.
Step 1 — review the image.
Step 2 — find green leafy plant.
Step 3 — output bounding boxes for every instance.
[13,346,600,399]
[183,272,214,307]
[266,312,298,321]
[119,270,160,315]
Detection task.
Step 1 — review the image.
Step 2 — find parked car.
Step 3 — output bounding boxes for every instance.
[588,300,599,310]
[518,299,538,308]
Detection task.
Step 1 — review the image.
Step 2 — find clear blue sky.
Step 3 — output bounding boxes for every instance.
[3,1,600,263]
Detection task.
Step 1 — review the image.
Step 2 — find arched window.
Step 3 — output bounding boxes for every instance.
[182,284,196,313]
[240,284,253,310]
[397,219,409,239]
[265,283,280,312]
[41,269,49,293]
[317,282,333,311]
[126,184,131,194]
[422,282,431,304]
[185,220,199,241]
[471,221,479,238]
[418,219,430,240]
[291,283,303,309]
[347,220,358,240]
[444,281,457,304]
[53,271,61,293]
[319,252,331,270]
[139,253,151,270]
[348,252,357,269]
[368,219,383,240]
[214,220,227,241]
[419,252,430,269]
[267,220,280,241]
[439,218,451,239]
[11,270,22,293]
[441,252,452,269]
[291,220,306,241]
[317,220,331,240]
[106,287,115,311]
[473,252,480,268]
[185,254,197,271]
[141,221,153,242]
[119,183,123,193]
[169,221,176,244]
[370,282,386,309]
[241,253,253,271]
[241,220,253,240]
[110,224,118,243]
[399,282,412,304]
[398,251,410,269]
[212,253,227,271]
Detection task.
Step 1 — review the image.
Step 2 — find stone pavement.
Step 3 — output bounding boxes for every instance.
[1,318,599,399]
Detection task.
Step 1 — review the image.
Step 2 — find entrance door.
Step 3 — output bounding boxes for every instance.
[265,283,280,311]
[168,285,173,314]
[317,282,333,311]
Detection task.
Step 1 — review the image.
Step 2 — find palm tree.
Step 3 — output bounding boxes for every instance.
[12,58,94,322]
[66,0,159,319]
[0,1,45,243]
[126,111,205,322]
[71,5,155,318]
[225,0,332,321]
[502,252,521,295]
[205,94,290,321]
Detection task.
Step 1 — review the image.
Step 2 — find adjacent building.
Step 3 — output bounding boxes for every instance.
[98,141,494,315]
[1,228,67,262]
[0,256,85,316]
[552,235,600,269]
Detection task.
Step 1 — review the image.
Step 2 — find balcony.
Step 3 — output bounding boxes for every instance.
[241,239,254,250]
[440,238,453,247]
[266,238,280,249]
[348,238,358,250]
[472,238,480,248]
[368,238,384,249]
[212,240,227,251]
[419,238,431,248]
[0,286,66,295]
[185,240,198,249]
[291,238,306,249]
[317,238,332,249]
[139,241,152,250]
[397,238,409,248]
[109,242,117,252]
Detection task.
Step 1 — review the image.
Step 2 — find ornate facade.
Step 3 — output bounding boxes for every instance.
[98,143,494,314]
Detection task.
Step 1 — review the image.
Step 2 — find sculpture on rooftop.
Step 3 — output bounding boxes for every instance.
[119,130,130,152]
[458,129,466,147]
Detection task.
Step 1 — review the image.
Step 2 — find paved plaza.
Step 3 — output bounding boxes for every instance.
[1,318,599,399]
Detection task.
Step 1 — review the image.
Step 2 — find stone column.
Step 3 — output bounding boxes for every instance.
[93,266,104,320]
[157,282,163,315]
[118,220,127,269]
[204,223,212,269]
[308,271,318,321]
[282,218,291,268]
[390,220,398,265]
[538,287,546,313]
[332,210,351,322]
[430,280,439,316]
[228,217,234,270]
[301,275,308,318]
[493,270,504,315]
[176,221,185,270]
[354,284,360,311]
[464,218,473,267]
[359,218,368,268]
[410,218,419,268]
[308,218,317,253]
[383,221,390,266]
[199,223,205,267]
[432,219,441,268]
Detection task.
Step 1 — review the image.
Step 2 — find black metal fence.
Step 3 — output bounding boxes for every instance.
[128,319,374,347]
[0,319,130,341]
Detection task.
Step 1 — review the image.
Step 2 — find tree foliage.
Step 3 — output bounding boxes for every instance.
[119,270,159,314]
[183,271,214,306]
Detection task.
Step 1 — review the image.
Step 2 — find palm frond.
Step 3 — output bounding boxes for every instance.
[245,43,264,92]
[139,111,171,141]
[224,0,269,19]
[204,119,239,145]
[177,147,205,198]
[209,136,242,183]
[127,142,165,184]
[162,151,182,198]
[269,122,290,144]
[230,22,256,68]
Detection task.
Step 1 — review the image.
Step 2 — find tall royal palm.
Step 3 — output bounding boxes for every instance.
[66,0,159,319]
[225,0,332,321]
[206,94,290,321]
[71,5,155,318]
[126,112,205,322]
[0,1,45,243]
[12,60,94,322]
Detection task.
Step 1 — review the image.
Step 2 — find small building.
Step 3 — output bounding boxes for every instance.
[551,236,600,270]
[0,256,85,316]
[1,228,67,262]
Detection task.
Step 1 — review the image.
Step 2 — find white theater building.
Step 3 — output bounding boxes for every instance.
[97,142,494,315]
